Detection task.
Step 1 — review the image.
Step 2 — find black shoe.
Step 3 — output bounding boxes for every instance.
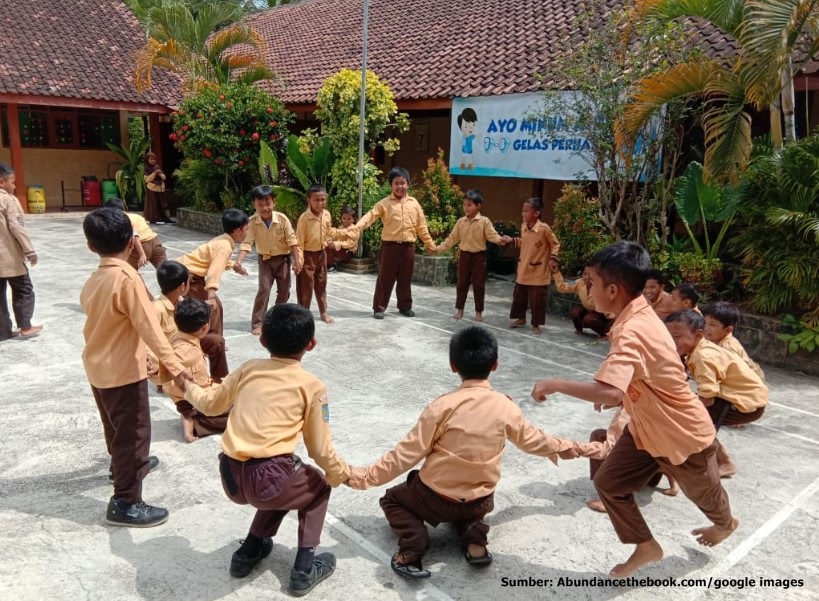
[105,497,169,528]
[464,549,493,567]
[165,218,176,224]
[390,556,431,579]
[373,312,385,320]
[110,455,160,482]
[327,265,337,273]
[230,537,273,578]
[399,309,415,317]
[288,552,336,596]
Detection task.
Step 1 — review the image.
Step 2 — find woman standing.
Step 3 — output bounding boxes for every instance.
[143,152,174,224]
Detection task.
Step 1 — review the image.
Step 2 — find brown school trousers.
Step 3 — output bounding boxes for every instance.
[92,379,153,504]
[297,250,328,314]
[709,398,765,430]
[127,238,167,271]
[187,275,223,336]
[374,241,415,313]
[594,428,733,544]
[252,254,291,329]
[509,283,548,327]
[589,428,662,486]
[201,332,229,381]
[0,273,35,338]
[220,454,331,548]
[325,247,352,268]
[174,400,229,437]
[379,470,494,562]
[570,306,612,337]
[456,250,487,312]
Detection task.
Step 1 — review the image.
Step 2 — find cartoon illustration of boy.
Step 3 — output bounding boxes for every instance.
[457,108,477,170]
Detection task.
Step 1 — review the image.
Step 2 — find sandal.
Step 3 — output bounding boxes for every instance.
[464,549,493,567]
[390,555,431,580]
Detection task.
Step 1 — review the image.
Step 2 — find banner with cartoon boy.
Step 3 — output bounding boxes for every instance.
[449,92,597,180]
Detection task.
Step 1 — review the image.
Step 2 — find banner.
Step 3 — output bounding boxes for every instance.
[449,92,597,180]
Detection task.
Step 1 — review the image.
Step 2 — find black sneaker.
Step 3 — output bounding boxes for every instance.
[230,537,273,578]
[327,265,337,273]
[288,552,336,597]
[105,497,169,528]
[373,312,385,320]
[110,455,160,482]
[399,309,415,317]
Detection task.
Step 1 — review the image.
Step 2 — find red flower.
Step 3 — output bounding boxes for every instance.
[182,125,189,132]
[266,107,273,113]
[203,149,212,158]
[271,120,278,127]
[238,160,244,166]
[251,132,260,141]
[219,95,225,101]
[169,133,178,141]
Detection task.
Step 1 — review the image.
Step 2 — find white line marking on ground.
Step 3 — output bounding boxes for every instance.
[324,513,457,601]
[684,476,819,599]
[768,401,819,418]
[327,293,594,378]
[752,423,819,446]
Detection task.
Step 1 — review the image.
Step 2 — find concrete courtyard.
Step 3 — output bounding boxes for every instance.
[1,215,817,601]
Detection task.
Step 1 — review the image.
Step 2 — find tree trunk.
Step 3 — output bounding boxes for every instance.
[781,59,796,143]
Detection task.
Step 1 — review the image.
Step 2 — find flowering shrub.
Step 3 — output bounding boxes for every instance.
[171,84,292,210]
[553,184,612,276]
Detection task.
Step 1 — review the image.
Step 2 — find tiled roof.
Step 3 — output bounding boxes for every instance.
[248,0,740,105]
[0,0,180,108]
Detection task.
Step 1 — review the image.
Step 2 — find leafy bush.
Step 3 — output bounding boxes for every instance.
[552,184,612,276]
[731,135,819,323]
[171,84,292,211]
[417,150,462,248]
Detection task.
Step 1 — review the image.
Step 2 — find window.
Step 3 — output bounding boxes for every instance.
[0,105,120,149]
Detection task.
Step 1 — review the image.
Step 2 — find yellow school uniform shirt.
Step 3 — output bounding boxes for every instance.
[81,257,184,388]
[687,338,768,413]
[179,233,235,291]
[347,380,591,501]
[718,333,765,381]
[185,356,350,486]
[552,271,596,312]
[296,209,341,252]
[240,211,297,258]
[152,295,177,340]
[355,194,436,251]
[649,289,675,321]
[436,213,503,253]
[163,332,211,402]
[0,189,35,277]
[331,225,358,252]
[594,295,715,465]
[127,213,158,243]
[511,220,561,286]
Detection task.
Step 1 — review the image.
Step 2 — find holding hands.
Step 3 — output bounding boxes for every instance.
[232,262,248,276]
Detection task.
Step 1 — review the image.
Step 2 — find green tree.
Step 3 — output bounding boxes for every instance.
[314,69,409,209]
[619,0,819,183]
[534,7,693,244]
[133,2,274,93]
[552,184,612,276]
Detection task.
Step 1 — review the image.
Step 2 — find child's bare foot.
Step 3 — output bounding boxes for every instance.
[586,498,607,513]
[251,325,261,336]
[20,325,43,338]
[661,475,679,496]
[320,313,335,324]
[692,518,739,547]
[466,543,489,558]
[181,416,198,443]
[475,312,483,322]
[510,319,526,329]
[532,326,542,335]
[718,463,737,478]
[610,539,664,578]
[727,424,745,430]
[454,309,464,320]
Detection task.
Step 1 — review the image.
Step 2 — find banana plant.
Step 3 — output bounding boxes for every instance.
[106,136,151,207]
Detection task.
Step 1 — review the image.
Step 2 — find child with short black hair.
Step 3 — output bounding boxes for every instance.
[665,310,768,477]
[347,326,590,580]
[295,184,351,324]
[104,197,167,273]
[80,207,189,527]
[701,301,765,381]
[0,161,42,340]
[552,263,612,338]
[325,205,358,272]
[435,189,510,322]
[162,298,229,442]
[508,197,561,335]
[643,269,674,320]
[672,282,701,313]
[532,241,737,578]
[181,303,348,596]
[179,208,249,337]
[236,185,301,336]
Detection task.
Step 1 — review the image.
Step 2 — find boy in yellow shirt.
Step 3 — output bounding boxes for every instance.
[665,310,768,478]
[181,304,348,596]
[347,326,591,579]
[701,301,765,381]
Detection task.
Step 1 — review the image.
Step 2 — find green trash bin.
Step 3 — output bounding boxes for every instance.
[101,179,119,204]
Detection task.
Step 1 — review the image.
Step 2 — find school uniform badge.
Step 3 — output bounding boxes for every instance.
[320,393,330,422]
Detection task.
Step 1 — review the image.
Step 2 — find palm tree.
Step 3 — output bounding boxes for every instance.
[618,0,819,183]
[133,2,275,94]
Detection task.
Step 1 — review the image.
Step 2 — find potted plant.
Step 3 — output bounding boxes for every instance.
[106,136,151,210]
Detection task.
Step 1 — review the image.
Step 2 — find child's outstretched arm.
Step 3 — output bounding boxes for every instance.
[532,378,623,409]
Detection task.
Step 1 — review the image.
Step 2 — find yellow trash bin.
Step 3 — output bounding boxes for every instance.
[26,185,46,214]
